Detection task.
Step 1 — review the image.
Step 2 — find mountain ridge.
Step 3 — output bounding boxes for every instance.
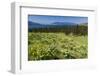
[28,21,88,29]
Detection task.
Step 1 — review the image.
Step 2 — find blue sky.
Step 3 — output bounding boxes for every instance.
[28,15,88,24]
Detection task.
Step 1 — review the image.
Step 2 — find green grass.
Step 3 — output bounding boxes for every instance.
[28,32,88,61]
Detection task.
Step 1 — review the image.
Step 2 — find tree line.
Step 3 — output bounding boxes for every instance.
[29,24,88,35]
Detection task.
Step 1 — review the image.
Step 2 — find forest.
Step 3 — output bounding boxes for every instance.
[29,24,87,35]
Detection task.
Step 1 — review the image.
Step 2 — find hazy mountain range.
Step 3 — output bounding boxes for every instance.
[28,21,88,29]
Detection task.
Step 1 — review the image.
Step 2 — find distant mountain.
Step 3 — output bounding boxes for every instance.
[28,21,87,30]
[52,22,77,26]
[28,21,43,28]
[28,21,41,26]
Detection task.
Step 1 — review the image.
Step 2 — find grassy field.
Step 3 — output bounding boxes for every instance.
[28,32,88,61]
